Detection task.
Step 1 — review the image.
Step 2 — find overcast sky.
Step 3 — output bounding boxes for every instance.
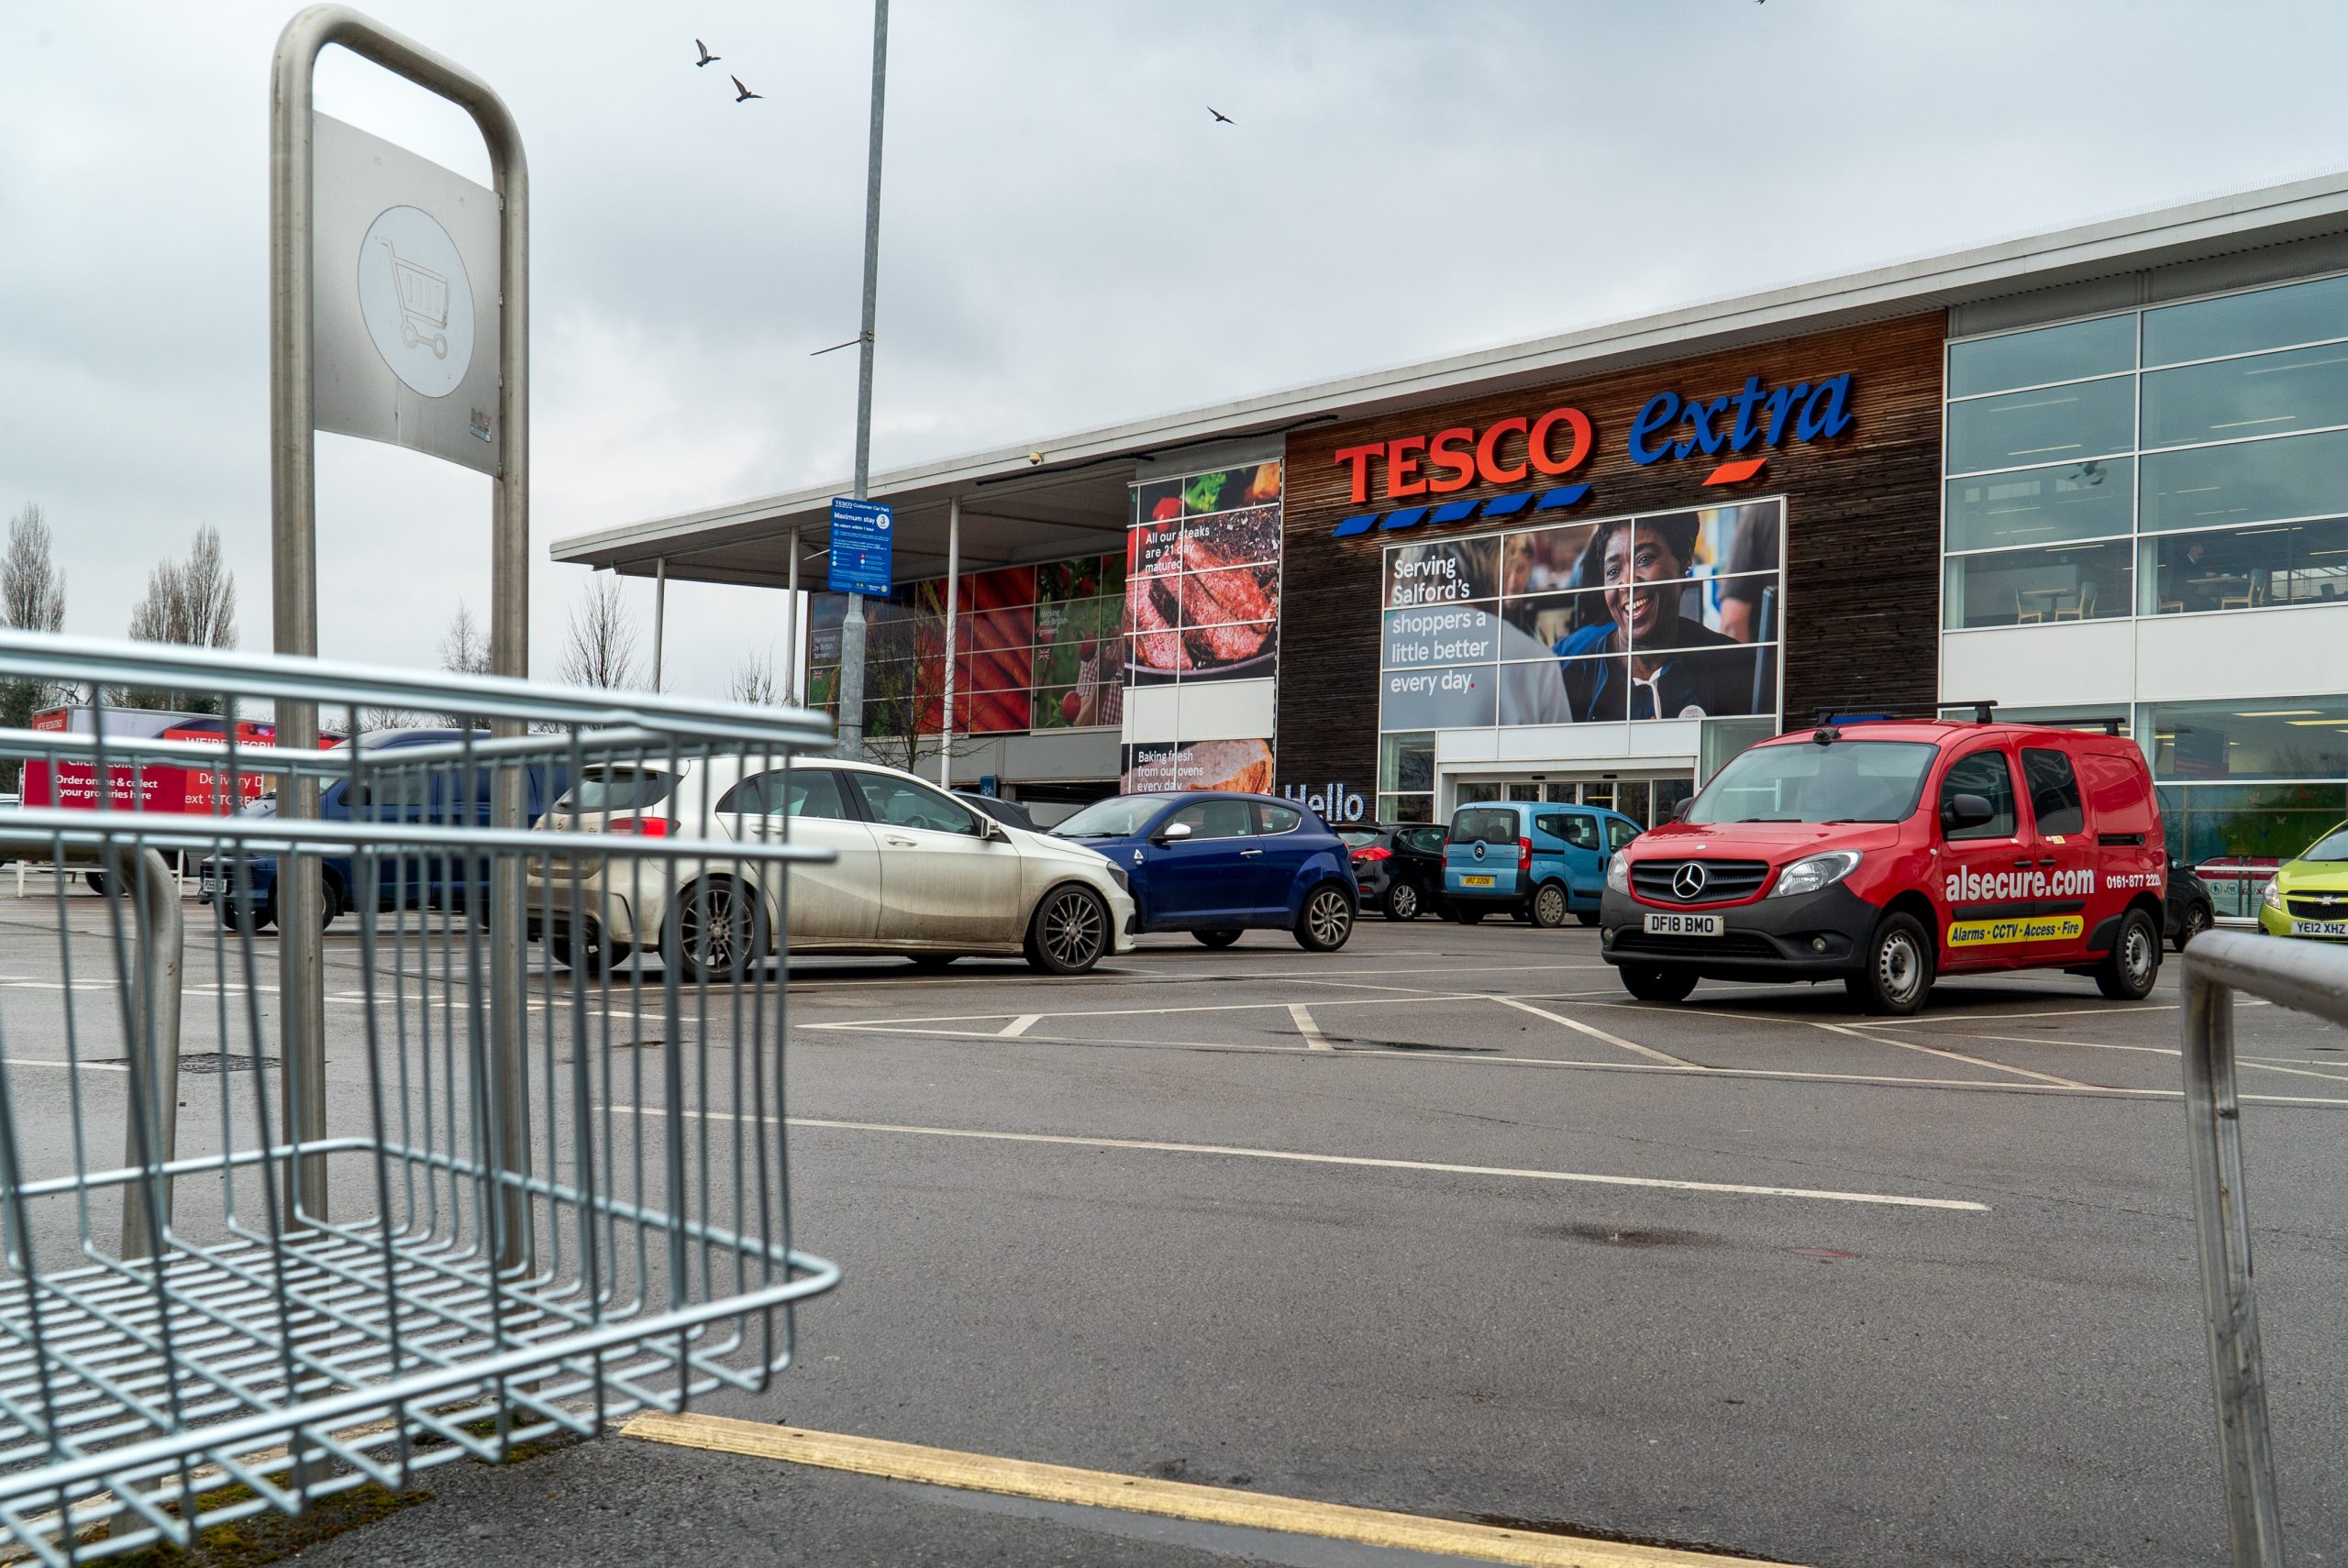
[6,0,2348,702]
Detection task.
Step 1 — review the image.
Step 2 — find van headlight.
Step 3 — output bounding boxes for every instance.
[1769,850,1863,899]
[1605,856,1630,895]
[2262,878,2282,911]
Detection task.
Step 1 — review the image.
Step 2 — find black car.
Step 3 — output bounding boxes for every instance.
[2165,862,2215,951]
[957,791,1040,833]
[1341,823,1449,921]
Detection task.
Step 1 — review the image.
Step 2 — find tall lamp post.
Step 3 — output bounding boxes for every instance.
[832,0,889,758]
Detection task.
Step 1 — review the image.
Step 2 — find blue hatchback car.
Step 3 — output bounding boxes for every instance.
[1051,790,1358,951]
[1443,801,1642,928]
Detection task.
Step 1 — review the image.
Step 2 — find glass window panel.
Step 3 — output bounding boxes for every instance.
[1501,590,1607,656]
[2144,273,2348,367]
[1941,748,2019,840]
[1501,521,1601,594]
[1378,732,1434,794]
[1944,459,2133,553]
[1177,565,1279,628]
[2147,696,2348,781]
[2142,343,2348,448]
[1947,315,2136,398]
[2021,748,2087,835]
[1497,655,1586,726]
[1631,572,1781,652]
[1942,540,2132,629]
[1377,793,1435,824]
[2142,428,2348,532]
[2158,783,2348,885]
[1382,662,1496,730]
[1625,644,1777,722]
[1945,376,2134,475]
[1181,502,1281,566]
[2145,517,2348,613]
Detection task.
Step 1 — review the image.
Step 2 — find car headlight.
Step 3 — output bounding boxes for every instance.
[2263,878,2282,911]
[1768,850,1863,900]
[1105,862,1130,894]
[1605,856,1630,894]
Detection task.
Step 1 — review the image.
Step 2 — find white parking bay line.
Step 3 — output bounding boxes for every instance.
[998,1015,1042,1038]
[1490,995,1696,1067]
[1804,1020,2090,1088]
[609,1108,1988,1212]
[1286,1003,1332,1051]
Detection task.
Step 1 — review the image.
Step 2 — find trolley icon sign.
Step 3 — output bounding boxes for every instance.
[357,204,475,398]
[382,237,450,359]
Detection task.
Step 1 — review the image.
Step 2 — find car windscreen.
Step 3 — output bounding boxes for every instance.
[1689,739,1939,824]
[556,767,676,815]
[2303,824,2348,861]
[1052,794,1177,839]
[1450,808,1519,845]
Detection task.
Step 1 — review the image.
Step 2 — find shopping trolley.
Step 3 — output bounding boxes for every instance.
[0,631,838,1562]
[381,237,449,359]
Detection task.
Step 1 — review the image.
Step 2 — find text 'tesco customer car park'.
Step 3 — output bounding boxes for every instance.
[1599,715,2166,1014]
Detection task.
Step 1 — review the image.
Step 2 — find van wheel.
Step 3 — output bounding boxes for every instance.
[2097,908,2162,1000]
[1576,909,1600,928]
[1619,964,1697,1003]
[1026,885,1110,975]
[1529,881,1569,929]
[2174,901,2211,953]
[1383,882,1421,922]
[1295,883,1355,952]
[1193,929,1243,949]
[1847,911,1933,1015]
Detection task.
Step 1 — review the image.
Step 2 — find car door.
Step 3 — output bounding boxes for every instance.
[1545,810,1606,903]
[2018,745,2094,965]
[847,771,1026,946]
[1139,797,1258,925]
[1446,806,1522,898]
[1250,801,1317,918]
[718,767,882,944]
[1935,743,2032,970]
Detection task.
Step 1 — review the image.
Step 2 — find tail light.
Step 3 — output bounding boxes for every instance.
[607,816,673,837]
[1517,836,1533,874]
[1351,845,1392,863]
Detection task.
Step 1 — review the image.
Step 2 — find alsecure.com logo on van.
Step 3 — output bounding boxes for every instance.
[1944,867,2094,903]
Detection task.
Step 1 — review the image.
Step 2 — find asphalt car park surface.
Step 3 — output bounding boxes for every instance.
[4,898,2347,1566]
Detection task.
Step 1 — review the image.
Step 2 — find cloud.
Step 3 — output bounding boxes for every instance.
[6,0,2348,703]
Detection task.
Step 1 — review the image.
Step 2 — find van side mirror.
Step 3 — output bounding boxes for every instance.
[1941,793,1995,833]
[1156,820,1192,844]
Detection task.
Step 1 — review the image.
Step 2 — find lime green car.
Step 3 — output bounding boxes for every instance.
[2259,822,2348,940]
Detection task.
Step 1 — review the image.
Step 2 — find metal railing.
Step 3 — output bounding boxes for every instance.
[2181,927,2348,1568]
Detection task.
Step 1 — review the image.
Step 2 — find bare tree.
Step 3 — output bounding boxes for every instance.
[123,525,238,712]
[439,601,491,676]
[0,504,67,787]
[559,576,639,690]
[729,645,781,706]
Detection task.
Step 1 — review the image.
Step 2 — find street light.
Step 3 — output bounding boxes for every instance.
[832,0,890,759]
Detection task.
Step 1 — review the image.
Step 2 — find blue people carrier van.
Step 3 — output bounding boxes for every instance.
[1443,801,1642,928]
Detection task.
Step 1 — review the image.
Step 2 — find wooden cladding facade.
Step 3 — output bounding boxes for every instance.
[1272,311,1947,800]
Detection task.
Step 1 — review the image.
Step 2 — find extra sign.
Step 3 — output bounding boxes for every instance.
[1330,370,1855,538]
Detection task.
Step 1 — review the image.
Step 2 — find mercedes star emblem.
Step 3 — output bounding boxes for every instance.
[1671,863,1709,900]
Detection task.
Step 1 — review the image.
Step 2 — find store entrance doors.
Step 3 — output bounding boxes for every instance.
[1449,774,1694,829]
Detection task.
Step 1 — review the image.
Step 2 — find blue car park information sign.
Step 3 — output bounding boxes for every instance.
[827,498,894,596]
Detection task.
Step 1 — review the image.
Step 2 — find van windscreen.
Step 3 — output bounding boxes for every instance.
[1689,740,1939,824]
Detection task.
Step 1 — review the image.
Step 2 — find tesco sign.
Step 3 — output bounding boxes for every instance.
[1328,370,1855,516]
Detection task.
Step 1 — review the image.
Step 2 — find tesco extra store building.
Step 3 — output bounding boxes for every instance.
[556,172,2348,911]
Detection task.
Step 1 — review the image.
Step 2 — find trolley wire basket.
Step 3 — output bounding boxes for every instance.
[0,631,839,1562]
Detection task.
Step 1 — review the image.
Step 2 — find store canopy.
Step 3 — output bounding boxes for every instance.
[554,167,2348,593]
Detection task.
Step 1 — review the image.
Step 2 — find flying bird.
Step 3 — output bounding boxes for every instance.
[731,74,761,103]
[1208,106,1234,124]
[695,39,721,66]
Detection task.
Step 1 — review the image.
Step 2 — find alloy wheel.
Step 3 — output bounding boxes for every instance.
[1306,889,1352,948]
[683,884,742,974]
[1042,889,1106,970]
[1389,883,1419,921]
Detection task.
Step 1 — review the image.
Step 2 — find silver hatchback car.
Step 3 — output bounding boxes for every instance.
[526,756,1137,977]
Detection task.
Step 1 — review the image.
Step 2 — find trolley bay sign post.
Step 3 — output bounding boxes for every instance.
[271,5,530,1257]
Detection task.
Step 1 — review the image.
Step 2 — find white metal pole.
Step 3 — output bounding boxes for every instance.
[834,0,889,759]
[785,533,801,705]
[651,557,667,691]
[941,496,958,789]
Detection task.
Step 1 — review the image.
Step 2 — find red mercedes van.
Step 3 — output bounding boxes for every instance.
[1599,718,2165,1014]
